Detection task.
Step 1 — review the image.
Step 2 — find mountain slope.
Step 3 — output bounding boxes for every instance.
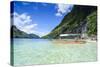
[11,25,40,38]
[43,5,97,39]
[87,11,97,36]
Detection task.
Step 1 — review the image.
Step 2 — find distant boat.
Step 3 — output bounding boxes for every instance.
[59,34,81,39]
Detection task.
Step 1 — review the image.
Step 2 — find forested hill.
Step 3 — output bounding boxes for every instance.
[42,5,97,39]
[11,25,40,38]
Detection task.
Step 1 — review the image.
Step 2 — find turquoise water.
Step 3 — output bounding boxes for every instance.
[13,39,97,66]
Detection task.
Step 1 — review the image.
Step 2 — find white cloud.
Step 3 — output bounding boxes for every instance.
[24,24,37,29]
[55,12,62,17]
[12,12,49,37]
[22,24,38,33]
[13,12,38,34]
[55,4,73,17]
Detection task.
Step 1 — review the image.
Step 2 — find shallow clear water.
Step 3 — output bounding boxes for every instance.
[13,39,97,66]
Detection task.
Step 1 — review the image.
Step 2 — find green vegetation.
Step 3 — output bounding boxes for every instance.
[11,25,40,38]
[87,11,97,36]
[42,5,97,39]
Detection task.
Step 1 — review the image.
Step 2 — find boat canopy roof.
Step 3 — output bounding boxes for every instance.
[60,34,80,37]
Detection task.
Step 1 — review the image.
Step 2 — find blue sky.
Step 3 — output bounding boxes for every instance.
[11,1,73,37]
